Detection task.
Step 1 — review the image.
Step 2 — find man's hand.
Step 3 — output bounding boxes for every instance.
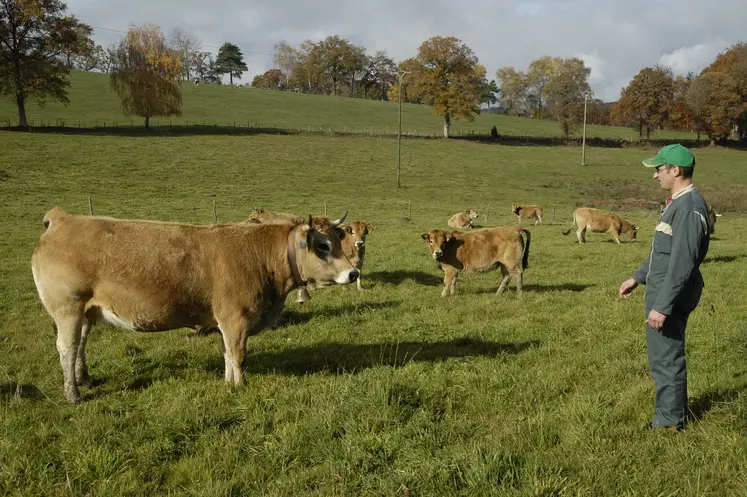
[647,310,667,329]
[619,278,638,299]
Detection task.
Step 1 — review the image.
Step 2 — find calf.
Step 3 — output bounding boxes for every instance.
[448,209,479,229]
[421,227,530,296]
[708,207,722,235]
[512,204,543,225]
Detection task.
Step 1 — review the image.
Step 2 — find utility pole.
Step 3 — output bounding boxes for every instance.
[397,70,411,188]
[581,91,592,166]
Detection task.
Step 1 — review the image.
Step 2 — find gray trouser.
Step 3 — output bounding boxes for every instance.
[645,307,689,429]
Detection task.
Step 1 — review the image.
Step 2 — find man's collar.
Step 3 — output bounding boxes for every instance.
[671,184,695,200]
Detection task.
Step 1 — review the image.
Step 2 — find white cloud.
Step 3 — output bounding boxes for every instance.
[658,39,728,76]
[64,0,747,100]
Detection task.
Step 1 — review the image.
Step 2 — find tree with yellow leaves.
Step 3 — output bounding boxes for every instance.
[392,36,485,138]
[109,24,182,129]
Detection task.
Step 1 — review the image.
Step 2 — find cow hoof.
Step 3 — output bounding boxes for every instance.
[76,374,93,387]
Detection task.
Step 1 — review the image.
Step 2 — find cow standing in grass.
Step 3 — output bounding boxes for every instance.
[563,207,638,244]
[512,204,543,225]
[421,227,530,296]
[707,207,722,234]
[31,208,358,402]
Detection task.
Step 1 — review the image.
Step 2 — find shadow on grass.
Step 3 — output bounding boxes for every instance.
[703,255,747,264]
[0,383,44,400]
[84,337,541,399]
[279,300,401,326]
[470,283,595,295]
[688,385,746,422]
[239,337,543,376]
[366,270,443,286]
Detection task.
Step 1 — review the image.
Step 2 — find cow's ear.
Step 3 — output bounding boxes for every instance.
[333,227,345,239]
[446,232,454,241]
[421,233,429,241]
[365,224,373,234]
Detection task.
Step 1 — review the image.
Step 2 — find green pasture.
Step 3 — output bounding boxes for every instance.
[0,70,702,141]
[0,129,745,495]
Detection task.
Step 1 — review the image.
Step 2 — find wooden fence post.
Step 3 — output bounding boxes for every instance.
[408,200,412,221]
[486,203,490,221]
[88,197,94,216]
[552,205,556,222]
[324,200,327,217]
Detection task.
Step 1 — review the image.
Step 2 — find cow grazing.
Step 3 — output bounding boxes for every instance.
[421,227,530,296]
[31,208,358,402]
[512,204,543,225]
[248,208,304,225]
[563,207,638,244]
[448,209,479,229]
[338,221,373,290]
[708,207,722,235]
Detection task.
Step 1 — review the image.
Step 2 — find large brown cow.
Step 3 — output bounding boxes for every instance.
[511,204,543,225]
[421,226,530,296]
[708,207,722,235]
[31,208,358,402]
[448,209,478,229]
[563,207,638,244]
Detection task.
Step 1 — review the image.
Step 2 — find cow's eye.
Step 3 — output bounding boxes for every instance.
[316,241,331,254]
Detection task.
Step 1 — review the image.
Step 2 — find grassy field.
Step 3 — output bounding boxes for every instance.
[0,127,745,496]
[0,70,703,142]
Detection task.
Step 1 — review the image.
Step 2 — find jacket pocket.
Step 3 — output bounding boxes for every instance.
[653,225,672,254]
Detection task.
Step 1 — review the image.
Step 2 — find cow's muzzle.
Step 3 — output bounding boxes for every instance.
[355,241,364,247]
[433,250,443,259]
[336,268,360,284]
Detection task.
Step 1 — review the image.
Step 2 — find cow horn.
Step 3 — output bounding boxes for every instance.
[330,211,348,227]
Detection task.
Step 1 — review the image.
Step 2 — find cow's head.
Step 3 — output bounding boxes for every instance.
[294,212,359,287]
[342,220,373,249]
[421,229,453,260]
[627,225,639,241]
[249,208,265,221]
[468,209,478,220]
[511,204,520,215]
[708,207,722,234]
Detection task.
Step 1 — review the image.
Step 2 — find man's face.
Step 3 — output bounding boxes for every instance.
[653,164,676,190]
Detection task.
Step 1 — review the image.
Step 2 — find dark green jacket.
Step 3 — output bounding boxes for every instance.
[633,185,710,315]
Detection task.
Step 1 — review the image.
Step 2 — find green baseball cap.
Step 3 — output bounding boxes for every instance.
[642,144,695,168]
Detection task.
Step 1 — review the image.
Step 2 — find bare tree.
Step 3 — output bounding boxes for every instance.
[170,27,201,81]
[273,40,297,88]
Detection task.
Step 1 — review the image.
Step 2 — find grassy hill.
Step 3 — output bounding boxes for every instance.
[0,70,700,141]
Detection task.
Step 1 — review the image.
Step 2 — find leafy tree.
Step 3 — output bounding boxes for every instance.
[73,44,104,71]
[170,27,200,81]
[398,36,484,138]
[387,58,422,104]
[613,65,674,139]
[251,68,283,90]
[311,35,365,96]
[368,50,396,100]
[215,42,247,86]
[700,42,747,139]
[496,66,527,116]
[109,24,182,129]
[545,58,591,136]
[0,0,93,129]
[480,78,499,111]
[666,74,696,133]
[525,56,557,118]
[686,71,743,144]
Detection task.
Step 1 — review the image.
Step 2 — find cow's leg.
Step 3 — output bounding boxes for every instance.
[511,267,524,295]
[217,314,255,384]
[442,268,458,297]
[54,305,85,403]
[356,274,363,291]
[75,318,93,387]
[577,228,586,243]
[612,232,621,244]
[265,298,286,329]
[496,264,511,294]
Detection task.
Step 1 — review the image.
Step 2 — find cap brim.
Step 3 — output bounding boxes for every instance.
[642,157,665,167]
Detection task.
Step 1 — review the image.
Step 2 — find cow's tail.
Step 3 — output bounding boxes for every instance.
[562,210,577,235]
[43,207,67,230]
[520,228,531,270]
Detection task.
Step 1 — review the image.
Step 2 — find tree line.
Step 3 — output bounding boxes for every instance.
[2,0,746,142]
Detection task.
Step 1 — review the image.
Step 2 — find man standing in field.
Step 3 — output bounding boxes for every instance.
[619,144,710,432]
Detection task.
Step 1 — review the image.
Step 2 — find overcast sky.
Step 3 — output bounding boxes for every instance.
[66,0,746,102]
